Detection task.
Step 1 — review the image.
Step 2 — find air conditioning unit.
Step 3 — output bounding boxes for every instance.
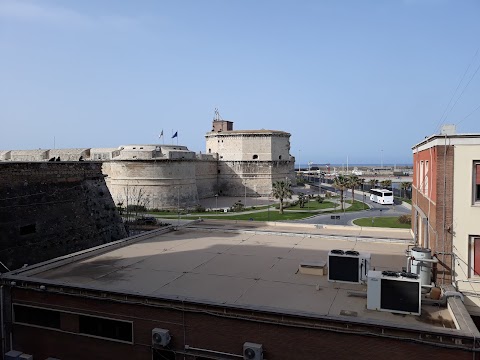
[152,328,171,348]
[367,270,422,315]
[243,342,263,360]
[328,249,370,283]
[4,350,22,360]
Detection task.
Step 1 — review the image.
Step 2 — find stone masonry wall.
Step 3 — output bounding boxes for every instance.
[218,160,293,196]
[0,162,127,271]
[195,160,218,199]
[103,160,199,210]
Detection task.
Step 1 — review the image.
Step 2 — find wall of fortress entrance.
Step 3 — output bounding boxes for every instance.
[1,120,295,210]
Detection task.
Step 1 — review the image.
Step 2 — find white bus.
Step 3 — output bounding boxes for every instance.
[369,188,394,205]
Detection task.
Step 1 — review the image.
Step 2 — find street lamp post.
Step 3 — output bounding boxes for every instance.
[177,186,180,228]
[244,179,247,209]
[267,197,270,221]
[215,194,218,213]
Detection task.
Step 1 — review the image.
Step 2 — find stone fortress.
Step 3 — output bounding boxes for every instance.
[1,115,295,209]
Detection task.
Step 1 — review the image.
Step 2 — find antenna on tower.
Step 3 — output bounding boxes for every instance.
[214,108,223,121]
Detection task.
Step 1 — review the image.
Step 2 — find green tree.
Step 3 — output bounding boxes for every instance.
[401,181,412,199]
[347,175,362,203]
[381,179,392,189]
[272,179,293,214]
[298,192,308,208]
[333,175,350,211]
[369,179,378,189]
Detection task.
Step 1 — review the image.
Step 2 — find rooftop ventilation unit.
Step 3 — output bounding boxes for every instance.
[4,351,22,360]
[152,328,171,348]
[243,342,263,360]
[328,249,370,283]
[367,270,421,315]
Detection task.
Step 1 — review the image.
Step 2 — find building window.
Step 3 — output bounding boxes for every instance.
[279,155,282,160]
[475,162,480,203]
[416,161,420,188]
[79,315,133,343]
[470,236,480,277]
[13,304,61,330]
[208,148,211,153]
[424,160,429,196]
[419,161,424,194]
[253,155,258,159]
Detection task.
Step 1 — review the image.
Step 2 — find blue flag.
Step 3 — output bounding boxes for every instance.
[172,131,178,138]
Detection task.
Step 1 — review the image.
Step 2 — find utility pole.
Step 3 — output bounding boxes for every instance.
[244,179,247,208]
[177,187,180,227]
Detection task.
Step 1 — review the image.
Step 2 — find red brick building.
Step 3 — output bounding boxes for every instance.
[412,130,480,315]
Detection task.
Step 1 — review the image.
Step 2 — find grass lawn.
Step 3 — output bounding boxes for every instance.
[322,200,369,213]
[353,216,411,229]
[149,204,271,216]
[287,200,335,210]
[156,210,312,221]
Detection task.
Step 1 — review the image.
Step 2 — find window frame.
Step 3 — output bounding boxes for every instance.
[469,236,480,278]
[424,160,429,196]
[419,160,424,194]
[13,304,61,330]
[474,161,480,205]
[12,303,134,344]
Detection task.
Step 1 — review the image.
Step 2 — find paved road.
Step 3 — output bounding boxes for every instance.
[154,184,410,227]
[296,184,410,226]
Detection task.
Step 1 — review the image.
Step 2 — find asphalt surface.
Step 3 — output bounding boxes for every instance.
[154,183,411,227]
[295,184,410,226]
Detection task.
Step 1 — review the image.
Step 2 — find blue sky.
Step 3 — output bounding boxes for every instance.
[1,0,479,165]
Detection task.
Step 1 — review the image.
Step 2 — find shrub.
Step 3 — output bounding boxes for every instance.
[398,215,411,224]
[316,196,324,203]
[231,201,245,212]
[126,205,146,212]
[194,205,206,213]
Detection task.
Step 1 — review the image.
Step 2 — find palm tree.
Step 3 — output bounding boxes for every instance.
[333,175,350,211]
[298,192,308,208]
[272,179,293,214]
[401,181,412,199]
[368,179,378,189]
[347,175,362,203]
[381,179,392,189]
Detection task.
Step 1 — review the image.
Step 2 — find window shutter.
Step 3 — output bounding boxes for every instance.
[475,238,480,276]
[476,164,480,185]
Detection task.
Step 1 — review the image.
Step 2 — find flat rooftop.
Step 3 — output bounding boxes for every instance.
[5,222,478,339]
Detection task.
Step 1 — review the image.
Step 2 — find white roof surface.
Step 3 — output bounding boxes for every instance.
[20,226,457,331]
